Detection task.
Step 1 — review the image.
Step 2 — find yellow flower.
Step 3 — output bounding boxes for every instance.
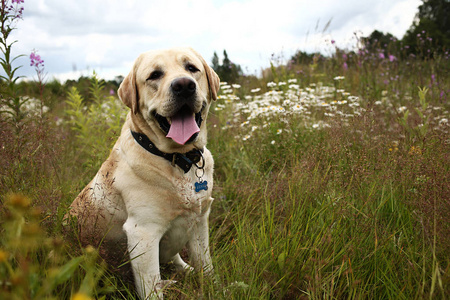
[6,193,31,209]
[71,292,93,300]
[0,250,9,263]
[409,146,422,155]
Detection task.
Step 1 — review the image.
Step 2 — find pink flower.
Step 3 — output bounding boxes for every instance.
[30,51,44,68]
[388,55,396,62]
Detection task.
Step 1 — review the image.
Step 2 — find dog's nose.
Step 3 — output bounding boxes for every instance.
[171,77,196,98]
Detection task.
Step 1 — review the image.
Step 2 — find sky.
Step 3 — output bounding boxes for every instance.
[7,0,421,82]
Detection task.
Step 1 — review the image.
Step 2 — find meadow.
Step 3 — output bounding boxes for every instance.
[1,15,450,300]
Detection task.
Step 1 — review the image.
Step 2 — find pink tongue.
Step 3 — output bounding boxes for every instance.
[166,112,200,145]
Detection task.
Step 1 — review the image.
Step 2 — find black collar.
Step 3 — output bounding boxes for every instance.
[130,130,203,173]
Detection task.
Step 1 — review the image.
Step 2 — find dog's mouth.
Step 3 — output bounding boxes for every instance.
[153,105,204,145]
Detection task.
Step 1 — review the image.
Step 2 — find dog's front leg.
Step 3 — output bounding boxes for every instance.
[123,218,165,299]
[187,213,213,275]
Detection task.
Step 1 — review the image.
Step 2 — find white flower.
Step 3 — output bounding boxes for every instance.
[242,135,251,141]
[333,76,345,81]
[288,79,297,83]
[267,81,277,88]
[271,140,276,145]
[312,124,320,129]
[232,84,241,89]
[251,88,261,93]
[251,126,258,132]
[292,104,304,111]
[276,129,282,134]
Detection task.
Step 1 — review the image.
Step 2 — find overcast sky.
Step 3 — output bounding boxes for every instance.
[8,0,421,82]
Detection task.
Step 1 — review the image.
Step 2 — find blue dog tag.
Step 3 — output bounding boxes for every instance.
[195,180,208,192]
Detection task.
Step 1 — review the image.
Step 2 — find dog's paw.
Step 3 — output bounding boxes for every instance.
[157,279,177,289]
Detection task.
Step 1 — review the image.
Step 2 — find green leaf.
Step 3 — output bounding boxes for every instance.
[50,257,83,287]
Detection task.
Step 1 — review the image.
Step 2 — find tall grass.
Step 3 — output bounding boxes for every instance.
[1,38,449,298]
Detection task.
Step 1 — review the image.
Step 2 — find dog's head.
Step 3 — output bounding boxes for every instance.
[118,48,220,150]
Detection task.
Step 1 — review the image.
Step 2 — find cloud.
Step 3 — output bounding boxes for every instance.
[5,0,420,81]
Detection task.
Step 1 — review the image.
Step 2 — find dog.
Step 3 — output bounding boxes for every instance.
[68,47,220,299]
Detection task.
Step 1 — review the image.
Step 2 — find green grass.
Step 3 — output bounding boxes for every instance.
[1,49,449,299]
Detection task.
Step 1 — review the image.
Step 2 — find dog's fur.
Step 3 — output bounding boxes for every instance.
[68,48,220,299]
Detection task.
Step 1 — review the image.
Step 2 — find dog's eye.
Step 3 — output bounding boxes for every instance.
[186,64,199,73]
[147,70,164,81]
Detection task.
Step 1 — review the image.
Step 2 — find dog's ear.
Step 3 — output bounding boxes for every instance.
[191,49,220,101]
[204,63,220,101]
[118,66,139,114]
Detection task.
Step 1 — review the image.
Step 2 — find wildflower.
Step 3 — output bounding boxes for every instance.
[379,52,385,59]
[0,250,8,263]
[251,126,258,132]
[333,76,345,81]
[30,51,44,68]
[439,118,448,125]
[288,79,297,83]
[276,129,282,134]
[242,135,251,141]
[71,293,93,300]
[232,84,241,89]
[267,82,277,88]
[6,193,31,209]
[271,140,275,145]
[409,146,422,156]
[312,124,319,129]
[388,55,396,62]
[251,88,261,93]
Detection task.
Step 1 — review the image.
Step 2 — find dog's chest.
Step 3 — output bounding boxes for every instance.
[173,174,211,213]
[159,175,212,261]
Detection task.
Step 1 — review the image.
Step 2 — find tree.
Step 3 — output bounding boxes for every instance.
[362,30,397,51]
[402,0,450,55]
[211,50,243,83]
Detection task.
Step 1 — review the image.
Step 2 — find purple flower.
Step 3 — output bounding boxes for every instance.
[343,62,348,71]
[12,0,24,3]
[331,40,335,44]
[379,53,385,59]
[30,51,44,68]
[388,55,396,62]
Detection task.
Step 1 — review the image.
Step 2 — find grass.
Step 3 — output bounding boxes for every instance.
[1,42,449,299]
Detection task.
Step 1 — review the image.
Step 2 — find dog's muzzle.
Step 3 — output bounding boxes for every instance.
[153,77,205,145]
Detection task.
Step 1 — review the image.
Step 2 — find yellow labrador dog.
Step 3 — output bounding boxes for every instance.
[68,48,220,299]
